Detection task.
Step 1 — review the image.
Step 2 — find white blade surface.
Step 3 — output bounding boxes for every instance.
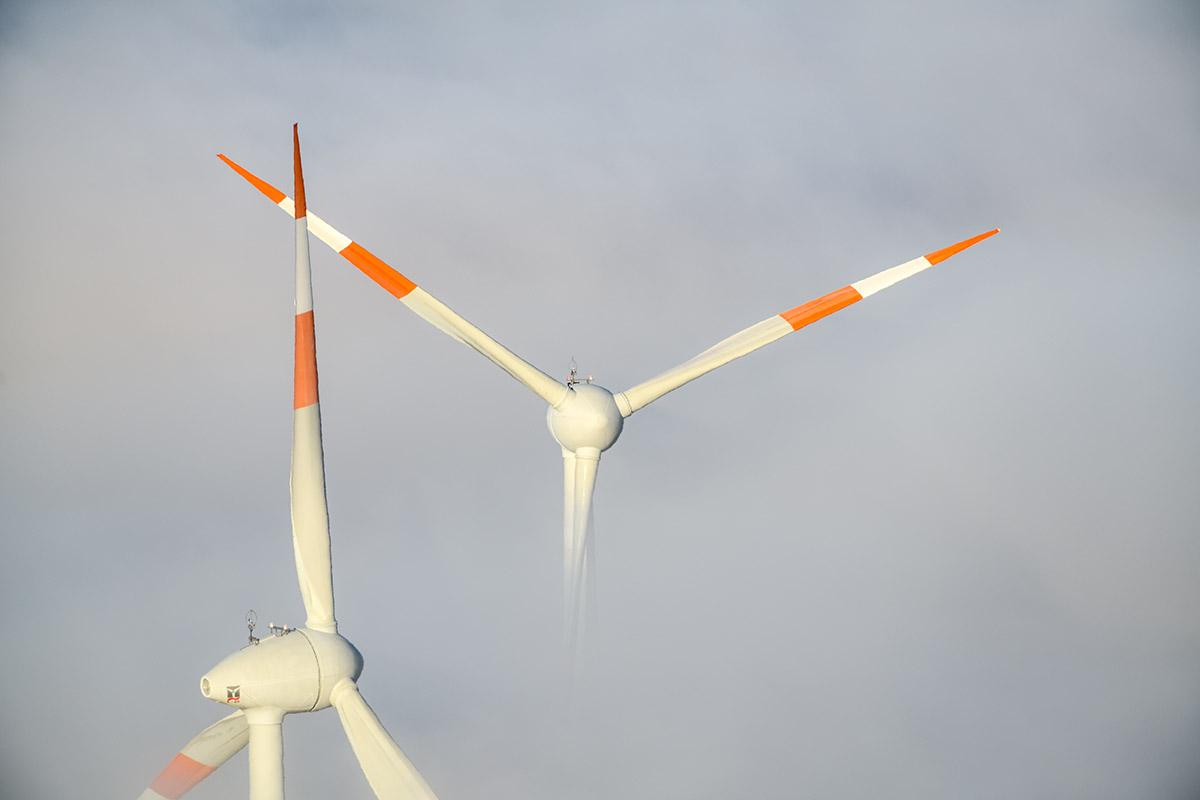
[332,681,439,800]
[615,229,999,416]
[561,448,576,627]
[564,447,600,657]
[218,153,568,409]
[290,126,337,633]
[137,711,248,799]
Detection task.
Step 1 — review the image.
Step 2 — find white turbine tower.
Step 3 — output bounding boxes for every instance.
[218,149,998,652]
[139,127,438,800]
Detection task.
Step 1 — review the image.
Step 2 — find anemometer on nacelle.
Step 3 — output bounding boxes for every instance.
[245,609,294,646]
[565,358,593,387]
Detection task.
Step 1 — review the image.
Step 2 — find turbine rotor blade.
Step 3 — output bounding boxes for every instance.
[564,447,600,657]
[217,153,568,409]
[137,711,248,799]
[331,680,439,800]
[290,125,337,633]
[561,448,576,628]
[615,229,1000,415]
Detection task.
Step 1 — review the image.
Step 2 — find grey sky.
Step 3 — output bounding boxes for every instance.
[2,1,1198,797]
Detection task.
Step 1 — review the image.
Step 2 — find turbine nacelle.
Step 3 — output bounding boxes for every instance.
[546,383,624,453]
[200,628,363,714]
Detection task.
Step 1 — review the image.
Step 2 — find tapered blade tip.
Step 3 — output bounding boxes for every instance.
[293,125,306,219]
[925,227,1000,265]
[217,150,286,205]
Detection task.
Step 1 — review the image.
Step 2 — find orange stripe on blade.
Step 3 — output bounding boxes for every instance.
[149,753,215,799]
[295,310,319,409]
[216,154,286,205]
[339,242,417,299]
[292,124,306,219]
[924,228,1000,265]
[779,285,862,331]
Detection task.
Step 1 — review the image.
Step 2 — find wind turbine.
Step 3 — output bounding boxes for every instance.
[139,127,438,800]
[217,148,998,651]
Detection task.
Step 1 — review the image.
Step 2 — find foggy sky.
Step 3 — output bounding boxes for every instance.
[2,1,1198,798]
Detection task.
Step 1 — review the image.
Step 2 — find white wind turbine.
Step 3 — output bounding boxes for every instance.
[218,148,998,651]
[139,127,438,800]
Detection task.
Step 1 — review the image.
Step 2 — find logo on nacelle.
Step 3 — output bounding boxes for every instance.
[226,685,241,704]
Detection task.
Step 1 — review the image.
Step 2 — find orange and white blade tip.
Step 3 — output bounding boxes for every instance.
[217,150,421,300]
[292,123,306,219]
[215,153,285,204]
[925,228,999,265]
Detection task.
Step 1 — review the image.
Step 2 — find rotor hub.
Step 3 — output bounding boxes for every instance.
[546,383,624,453]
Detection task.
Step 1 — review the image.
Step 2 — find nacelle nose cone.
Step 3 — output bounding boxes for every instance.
[201,632,320,713]
[198,629,362,713]
[547,384,624,453]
